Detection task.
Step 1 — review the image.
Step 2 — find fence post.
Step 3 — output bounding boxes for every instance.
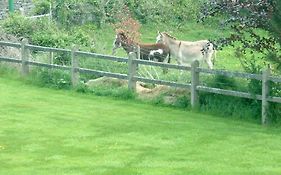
[191,60,200,108]
[136,45,140,70]
[49,52,54,65]
[71,46,79,87]
[137,45,141,60]
[262,67,270,125]
[21,39,29,76]
[128,52,137,91]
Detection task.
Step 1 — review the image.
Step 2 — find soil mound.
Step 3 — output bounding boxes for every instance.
[86,77,189,105]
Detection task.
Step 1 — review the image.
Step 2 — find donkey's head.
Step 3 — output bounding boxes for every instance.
[112,31,136,54]
[112,32,124,55]
[156,31,177,44]
[112,31,127,55]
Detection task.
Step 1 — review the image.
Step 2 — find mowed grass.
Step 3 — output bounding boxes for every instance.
[1,77,281,175]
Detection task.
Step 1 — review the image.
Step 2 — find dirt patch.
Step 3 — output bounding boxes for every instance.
[0,29,22,69]
[86,77,189,105]
[0,29,21,59]
[86,77,127,87]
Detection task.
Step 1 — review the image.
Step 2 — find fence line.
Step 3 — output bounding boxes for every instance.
[0,40,280,125]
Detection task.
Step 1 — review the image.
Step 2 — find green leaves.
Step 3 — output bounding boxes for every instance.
[199,0,281,74]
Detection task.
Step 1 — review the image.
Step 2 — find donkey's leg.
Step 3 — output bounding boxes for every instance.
[205,52,214,69]
[147,54,158,79]
[176,57,186,82]
[162,54,169,74]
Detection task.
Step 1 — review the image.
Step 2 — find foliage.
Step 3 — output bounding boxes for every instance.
[199,0,281,73]
[50,0,126,28]
[1,14,34,38]
[28,68,71,89]
[1,14,95,65]
[200,93,261,122]
[201,75,260,121]
[200,0,281,122]
[125,0,206,25]
[112,6,141,42]
[36,0,205,28]
[32,0,51,15]
[206,75,238,90]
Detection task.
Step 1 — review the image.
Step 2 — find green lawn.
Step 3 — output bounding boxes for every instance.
[1,77,281,175]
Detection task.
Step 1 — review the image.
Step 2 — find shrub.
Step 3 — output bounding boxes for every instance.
[2,14,34,38]
[28,68,71,89]
[126,0,205,24]
[206,75,238,90]
[199,93,261,122]
[2,13,96,65]
[32,0,51,15]
[75,83,91,93]
[201,75,262,122]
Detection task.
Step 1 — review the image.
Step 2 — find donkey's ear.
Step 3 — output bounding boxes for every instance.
[157,31,160,35]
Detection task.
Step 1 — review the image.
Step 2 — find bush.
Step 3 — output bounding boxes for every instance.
[125,0,206,24]
[2,14,34,38]
[200,75,262,122]
[206,75,238,90]
[28,68,71,89]
[199,93,261,122]
[1,14,96,65]
[32,0,51,15]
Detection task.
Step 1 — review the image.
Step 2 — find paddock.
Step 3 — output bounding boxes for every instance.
[0,40,281,124]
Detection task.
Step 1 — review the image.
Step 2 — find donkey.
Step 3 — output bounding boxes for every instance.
[156,32,216,69]
[112,31,170,64]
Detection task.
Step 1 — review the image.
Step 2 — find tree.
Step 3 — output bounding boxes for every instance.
[199,0,281,73]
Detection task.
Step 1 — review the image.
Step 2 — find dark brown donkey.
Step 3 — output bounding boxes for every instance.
[112,31,170,63]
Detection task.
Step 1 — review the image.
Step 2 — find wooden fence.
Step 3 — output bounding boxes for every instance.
[0,39,281,125]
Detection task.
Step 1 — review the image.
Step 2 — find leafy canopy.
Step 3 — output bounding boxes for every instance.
[199,0,281,72]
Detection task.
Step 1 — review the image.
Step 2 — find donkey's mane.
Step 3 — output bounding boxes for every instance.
[162,32,177,40]
[117,31,136,45]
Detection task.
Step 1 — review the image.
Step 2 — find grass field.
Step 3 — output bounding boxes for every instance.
[1,76,281,175]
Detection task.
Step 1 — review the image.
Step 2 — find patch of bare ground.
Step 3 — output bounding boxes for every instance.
[0,29,22,69]
[86,77,189,105]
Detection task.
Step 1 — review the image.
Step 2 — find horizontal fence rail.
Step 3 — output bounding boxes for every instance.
[268,96,281,103]
[269,76,281,83]
[79,67,128,80]
[198,67,262,80]
[0,56,21,63]
[134,59,192,71]
[135,76,191,89]
[0,41,21,48]
[26,13,51,19]
[27,60,71,71]
[197,85,262,100]
[0,40,280,125]
[27,44,71,53]
[76,51,128,63]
